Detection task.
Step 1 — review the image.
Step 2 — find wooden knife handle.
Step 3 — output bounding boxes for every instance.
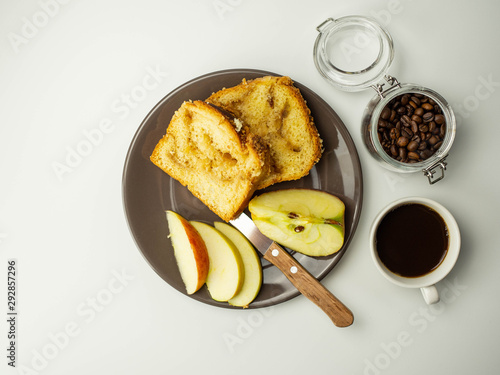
[263,242,354,327]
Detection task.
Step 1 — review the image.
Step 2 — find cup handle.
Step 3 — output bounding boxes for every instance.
[420,285,440,304]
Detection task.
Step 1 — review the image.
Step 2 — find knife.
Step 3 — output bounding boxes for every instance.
[230,212,354,327]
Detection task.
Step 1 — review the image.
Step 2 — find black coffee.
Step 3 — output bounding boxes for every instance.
[375,203,449,278]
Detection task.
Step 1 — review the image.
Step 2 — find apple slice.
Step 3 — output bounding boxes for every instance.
[166,211,209,295]
[190,221,244,302]
[214,222,262,308]
[248,189,345,257]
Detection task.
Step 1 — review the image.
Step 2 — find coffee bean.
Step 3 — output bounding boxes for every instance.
[377,93,447,164]
[381,107,391,120]
[390,110,397,122]
[390,128,400,140]
[401,129,412,139]
[433,141,443,150]
[407,140,419,152]
[435,114,445,125]
[397,136,410,147]
[401,115,411,125]
[429,121,436,133]
[419,124,429,133]
[410,96,421,106]
[408,151,420,160]
[423,112,434,122]
[390,144,398,156]
[428,135,440,146]
[420,149,433,159]
[411,121,419,134]
[422,103,434,111]
[412,114,423,124]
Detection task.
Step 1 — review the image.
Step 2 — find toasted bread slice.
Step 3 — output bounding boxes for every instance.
[150,100,270,221]
[206,76,323,189]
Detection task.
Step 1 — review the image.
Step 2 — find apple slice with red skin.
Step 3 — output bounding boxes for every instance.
[166,211,209,295]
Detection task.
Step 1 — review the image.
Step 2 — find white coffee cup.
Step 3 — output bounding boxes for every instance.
[370,197,461,304]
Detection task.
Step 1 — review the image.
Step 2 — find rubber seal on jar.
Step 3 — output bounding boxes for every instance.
[314,16,394,92]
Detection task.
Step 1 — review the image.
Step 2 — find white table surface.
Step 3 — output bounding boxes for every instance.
[2,1,499,374]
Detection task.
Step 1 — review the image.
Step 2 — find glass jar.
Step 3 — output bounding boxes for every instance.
[314,16,456,184]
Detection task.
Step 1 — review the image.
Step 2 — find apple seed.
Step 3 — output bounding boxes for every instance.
[324,219,342,226]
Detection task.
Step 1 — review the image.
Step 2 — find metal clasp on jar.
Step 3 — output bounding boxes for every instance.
[423,156,448,184]
[371,75,401,99]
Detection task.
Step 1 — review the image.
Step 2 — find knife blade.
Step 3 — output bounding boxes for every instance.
[230,213,353,327]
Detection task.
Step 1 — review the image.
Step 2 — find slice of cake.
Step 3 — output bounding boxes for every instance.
[150,100,270,221]
[206,76,323,189]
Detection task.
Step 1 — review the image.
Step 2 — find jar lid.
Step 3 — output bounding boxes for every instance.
[314,16,394,91]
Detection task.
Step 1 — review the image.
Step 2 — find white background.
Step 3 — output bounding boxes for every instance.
[1,0,499,374]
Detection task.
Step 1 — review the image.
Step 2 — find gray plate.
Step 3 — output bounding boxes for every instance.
[122,69,363,308]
